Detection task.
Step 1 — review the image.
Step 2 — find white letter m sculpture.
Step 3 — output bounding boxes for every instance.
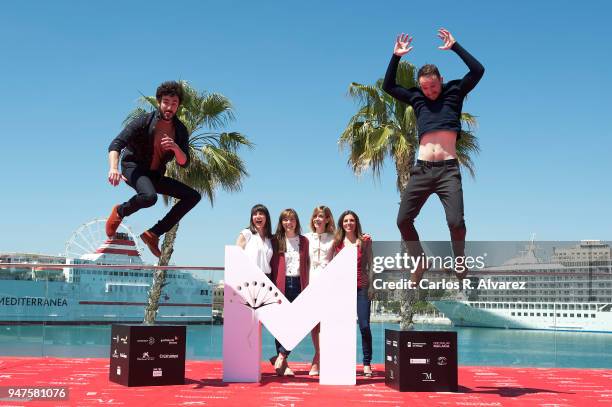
[222,245,357,385]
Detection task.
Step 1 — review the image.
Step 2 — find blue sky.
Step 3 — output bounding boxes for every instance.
[1,0,611,268]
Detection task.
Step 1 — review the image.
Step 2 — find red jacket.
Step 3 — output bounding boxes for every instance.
[335,239,371,289]
[270,235,310,294]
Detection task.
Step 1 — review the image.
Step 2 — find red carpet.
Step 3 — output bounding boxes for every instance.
[0,357,610,406]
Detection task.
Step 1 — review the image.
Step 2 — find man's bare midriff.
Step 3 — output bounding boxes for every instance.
[417,130,458,161]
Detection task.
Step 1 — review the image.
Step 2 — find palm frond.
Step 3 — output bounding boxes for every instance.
[140,95,158,109]
[348,82,388,123]
[456,130,480,178]
[219,132,253,151]
[460,112,478,131]
[358,125,397,177]
[122,107,148,127]
[395,61,418,89]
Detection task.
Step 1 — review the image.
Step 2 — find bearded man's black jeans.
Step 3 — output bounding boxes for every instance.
[117,166,201,237]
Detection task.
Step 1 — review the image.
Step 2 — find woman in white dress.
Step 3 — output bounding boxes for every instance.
[235,204,273,275]
[304,205,335,376]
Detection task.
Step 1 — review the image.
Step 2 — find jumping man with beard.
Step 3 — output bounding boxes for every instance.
[105,81,201,257]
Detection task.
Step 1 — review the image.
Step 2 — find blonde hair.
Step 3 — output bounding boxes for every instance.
[309,206,335,234]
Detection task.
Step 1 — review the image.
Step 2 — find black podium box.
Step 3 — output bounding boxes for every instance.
[385,329,457,392]
[109,324,186,387]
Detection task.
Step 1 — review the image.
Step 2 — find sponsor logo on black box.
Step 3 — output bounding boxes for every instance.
[432,341,450,348]
[421,372,435,382]
[406,341,426,348]
[137,352,155,361]
[152,368,162,377]
[410,358,430,365]
[437,356,448,366]
[160,336,179,345]
[136,337,156,345]
[159,354,179,359]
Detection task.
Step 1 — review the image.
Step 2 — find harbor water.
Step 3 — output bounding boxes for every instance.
[1,323,611,369]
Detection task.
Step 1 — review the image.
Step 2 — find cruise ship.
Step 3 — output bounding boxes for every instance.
[431,241,612,333]
[0,232,213,324]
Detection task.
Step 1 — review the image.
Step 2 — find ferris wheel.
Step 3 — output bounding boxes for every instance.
[64,218,143,259]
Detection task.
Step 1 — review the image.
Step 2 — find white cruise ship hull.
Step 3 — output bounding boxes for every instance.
[0,280,212,325]
[0,233,213,325]
[432,300,612,333]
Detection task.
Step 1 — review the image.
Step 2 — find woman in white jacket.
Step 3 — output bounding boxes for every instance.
[304,205,335,376]
[235,204,273,275]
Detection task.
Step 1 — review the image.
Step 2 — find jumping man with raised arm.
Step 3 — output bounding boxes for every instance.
[382,28,484,285]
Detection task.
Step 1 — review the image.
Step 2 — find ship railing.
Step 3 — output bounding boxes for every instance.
[0,262,224,271]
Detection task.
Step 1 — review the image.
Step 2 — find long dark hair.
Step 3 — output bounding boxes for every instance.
[248,204,272,239]
[274,208,302,253]
[333,210,363,249]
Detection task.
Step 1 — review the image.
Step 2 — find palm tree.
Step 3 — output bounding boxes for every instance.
[123,81,253,324]
[339,61,480,329]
